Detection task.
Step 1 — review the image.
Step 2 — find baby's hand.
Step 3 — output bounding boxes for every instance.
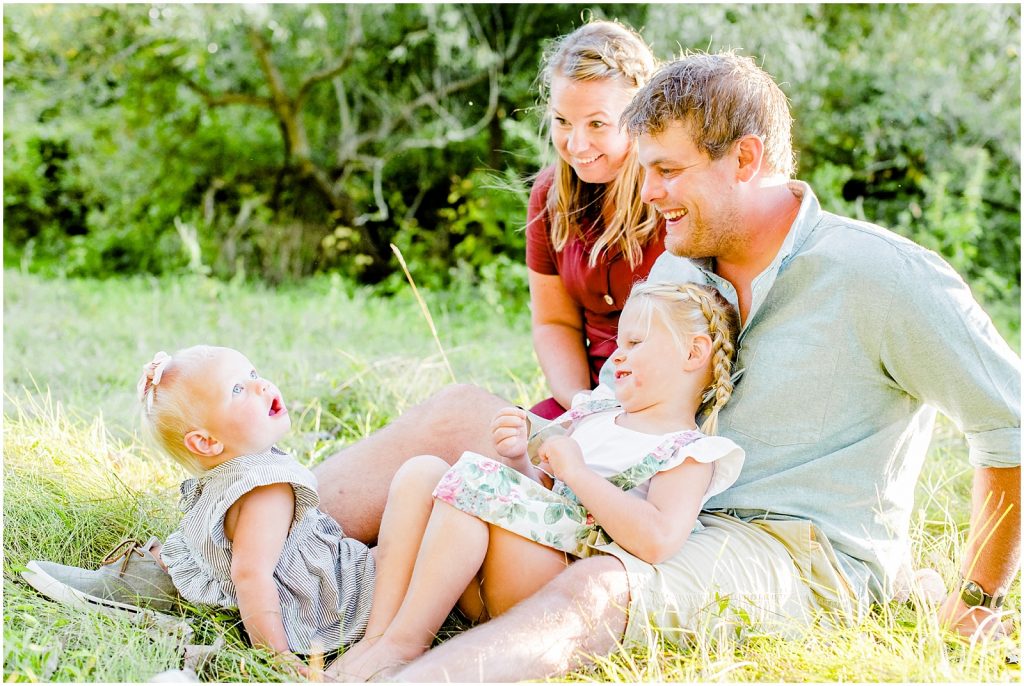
[537,435,585,480]
[491,406,529,461]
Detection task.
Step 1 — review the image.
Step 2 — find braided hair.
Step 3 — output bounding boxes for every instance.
[625,281,740,434]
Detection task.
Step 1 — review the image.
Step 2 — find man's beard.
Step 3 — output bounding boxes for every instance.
[665,204,743,260]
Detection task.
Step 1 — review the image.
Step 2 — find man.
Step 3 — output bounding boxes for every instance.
[382,51,1020,680]
[25,51,1019,681]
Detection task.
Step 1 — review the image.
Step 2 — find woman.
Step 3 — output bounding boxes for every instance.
[527,20,665,419]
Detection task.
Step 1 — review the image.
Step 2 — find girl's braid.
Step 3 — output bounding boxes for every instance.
[679,283,739,435]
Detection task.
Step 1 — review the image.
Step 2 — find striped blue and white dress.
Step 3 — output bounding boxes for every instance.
[162,447,375,652]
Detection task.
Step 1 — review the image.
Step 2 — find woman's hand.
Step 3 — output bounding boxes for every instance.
[491,406,529,461]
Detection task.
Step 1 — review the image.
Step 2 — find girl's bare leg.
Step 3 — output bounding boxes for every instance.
[363,455,452,637]
[478,525,572,617]
[456,526,573,623]
[330,501,491,681]
[339,513,574,681]
[326,455,450,678]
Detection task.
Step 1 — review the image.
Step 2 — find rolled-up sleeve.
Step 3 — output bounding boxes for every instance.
[880,244,1021,468]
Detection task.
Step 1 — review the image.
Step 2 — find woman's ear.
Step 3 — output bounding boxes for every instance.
[683,333,713,372]
[184,430,224,457]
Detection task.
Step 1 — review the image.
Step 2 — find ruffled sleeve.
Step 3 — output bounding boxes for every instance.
[207,460,321,549]
[608,431,745,501]
[679,436,746,504]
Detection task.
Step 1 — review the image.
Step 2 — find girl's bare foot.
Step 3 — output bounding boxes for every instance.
[326,635,424,683]
[325,635,377,681]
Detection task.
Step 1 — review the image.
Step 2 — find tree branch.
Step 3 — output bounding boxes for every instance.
[183,78,272,108]
[296,5,363,107]
[248,28,291,115]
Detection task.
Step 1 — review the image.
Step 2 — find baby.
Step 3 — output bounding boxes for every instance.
[138,346,375,674]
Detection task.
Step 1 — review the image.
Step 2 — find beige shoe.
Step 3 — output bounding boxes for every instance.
[22,537,184,628]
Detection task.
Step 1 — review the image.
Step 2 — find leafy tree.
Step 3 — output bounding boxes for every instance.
[4,4,644,284]
[4,3,1018,315]
[645,4,1021,306]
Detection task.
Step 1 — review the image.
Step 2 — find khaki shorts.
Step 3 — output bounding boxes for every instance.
[595,511,858,647]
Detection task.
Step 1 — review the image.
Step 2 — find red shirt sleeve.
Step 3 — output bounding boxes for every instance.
[525,166,558,275]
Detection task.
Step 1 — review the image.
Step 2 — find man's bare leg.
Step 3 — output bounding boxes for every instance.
[313,384,507,544]
[392,555,630,682]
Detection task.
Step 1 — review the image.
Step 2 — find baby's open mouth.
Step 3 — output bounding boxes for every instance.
[269,396,286,416]
[615,370,631,379]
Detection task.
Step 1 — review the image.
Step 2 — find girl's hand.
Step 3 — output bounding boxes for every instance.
[274,651,322,681]
[537,435,585,479]
[491,406,529,461]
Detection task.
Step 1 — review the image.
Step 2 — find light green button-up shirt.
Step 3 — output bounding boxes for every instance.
[602,181,1021,602]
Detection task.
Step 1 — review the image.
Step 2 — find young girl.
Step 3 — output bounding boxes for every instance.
[330,281,744,680]
[135,346,390,675]
[526,20,665,419]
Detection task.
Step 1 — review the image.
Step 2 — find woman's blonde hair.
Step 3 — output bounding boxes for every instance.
[136,345,217,475]
[625,281,740,435]
[538,20,660,268]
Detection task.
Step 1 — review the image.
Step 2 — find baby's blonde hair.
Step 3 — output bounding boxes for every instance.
[625,281,740,435]
[137,345,218,475]
[538,19,661,268]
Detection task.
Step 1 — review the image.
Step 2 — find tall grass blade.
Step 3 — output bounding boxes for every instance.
[390,243,457,384]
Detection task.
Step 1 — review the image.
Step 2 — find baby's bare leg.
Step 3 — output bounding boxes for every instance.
[313,384,506,544]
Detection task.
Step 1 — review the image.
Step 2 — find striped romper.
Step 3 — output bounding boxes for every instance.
[161,447,375,652]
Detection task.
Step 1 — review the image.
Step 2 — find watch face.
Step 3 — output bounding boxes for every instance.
[961,580,986,606]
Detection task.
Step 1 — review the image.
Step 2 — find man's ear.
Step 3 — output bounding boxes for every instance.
[184,430,225,457]
[735,134,764,182]
[683,333,713,372]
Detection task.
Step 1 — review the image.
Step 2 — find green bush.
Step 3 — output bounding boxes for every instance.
[645,5,1020,312]
[3,4,1019,321]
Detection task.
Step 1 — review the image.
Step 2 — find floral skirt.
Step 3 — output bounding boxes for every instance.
[431,451,611,559]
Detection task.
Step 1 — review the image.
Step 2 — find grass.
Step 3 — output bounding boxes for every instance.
[3,269,1020,682]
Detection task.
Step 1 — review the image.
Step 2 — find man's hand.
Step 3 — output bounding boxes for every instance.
[938,592,1010,642]
[491,406,529,461]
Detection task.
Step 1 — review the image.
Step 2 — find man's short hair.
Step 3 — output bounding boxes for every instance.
[622,51,795,177]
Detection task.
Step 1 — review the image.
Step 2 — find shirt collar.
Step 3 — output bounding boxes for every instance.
[688,180,822,286]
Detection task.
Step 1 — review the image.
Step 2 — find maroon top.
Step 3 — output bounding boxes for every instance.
[526,166,666,387]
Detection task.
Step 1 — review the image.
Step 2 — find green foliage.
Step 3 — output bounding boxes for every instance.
[3,4,619,284]
[645,4,1020,309]
[3,4,1020,318]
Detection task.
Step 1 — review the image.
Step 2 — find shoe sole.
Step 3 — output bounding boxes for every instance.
[22,561,191,635]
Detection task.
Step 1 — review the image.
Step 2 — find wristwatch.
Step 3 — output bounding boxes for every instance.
[959,577,1005,609]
